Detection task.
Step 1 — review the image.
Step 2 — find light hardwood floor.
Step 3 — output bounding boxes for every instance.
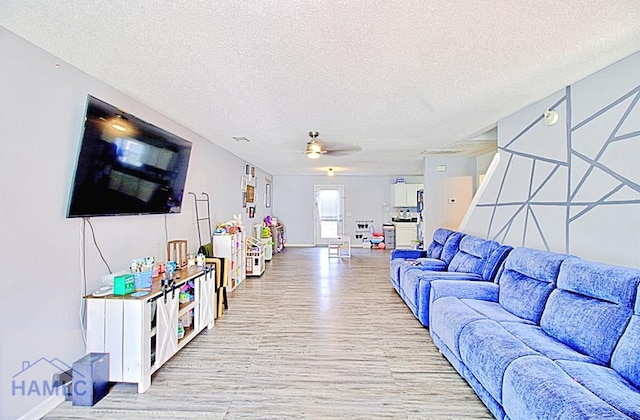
[46,247,492,419]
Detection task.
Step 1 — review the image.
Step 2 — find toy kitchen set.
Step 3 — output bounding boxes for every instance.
[385,180,424,249]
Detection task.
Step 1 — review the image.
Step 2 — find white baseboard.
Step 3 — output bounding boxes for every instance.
[285,243,376,249]
[17,393,65,420]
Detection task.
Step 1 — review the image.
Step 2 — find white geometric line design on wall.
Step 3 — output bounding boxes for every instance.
[477,84,640,253]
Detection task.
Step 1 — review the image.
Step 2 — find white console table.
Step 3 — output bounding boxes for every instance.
[86,265,215,392]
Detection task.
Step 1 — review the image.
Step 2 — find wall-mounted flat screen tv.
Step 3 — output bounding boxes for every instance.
[67,95,192,218]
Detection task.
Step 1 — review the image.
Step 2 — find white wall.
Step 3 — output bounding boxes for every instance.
[463,50,640,267]
[273,175,423,245]
[0,27,271,418]
[422,156,477,241]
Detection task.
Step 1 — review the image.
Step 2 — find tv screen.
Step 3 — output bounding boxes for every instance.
[67,95,192,218]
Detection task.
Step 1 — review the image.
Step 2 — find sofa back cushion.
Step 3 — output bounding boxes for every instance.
[610,284,640,389]
[483,245,513,281]
[498,248,572,323]
[425,228,453,259]
[540,258,640,365]
[425,229,464,265]
[440,232,465,266]
[447,235,499,279]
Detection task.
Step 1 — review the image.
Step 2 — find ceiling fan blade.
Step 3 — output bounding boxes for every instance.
[323,142,362,156]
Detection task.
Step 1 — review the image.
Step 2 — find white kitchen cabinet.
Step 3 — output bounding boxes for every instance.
[394,222,418,248]
[393,183,423,207]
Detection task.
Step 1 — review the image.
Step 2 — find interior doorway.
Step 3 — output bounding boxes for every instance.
[314,185,344,245]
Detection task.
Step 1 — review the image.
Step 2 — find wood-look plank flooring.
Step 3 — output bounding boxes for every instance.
[46,247,492,419]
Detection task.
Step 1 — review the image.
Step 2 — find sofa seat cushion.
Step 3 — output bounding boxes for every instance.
[430,296,485,358]
[459,319,539,404]
[414,258,447,271]
[461,299,535,324]
[403,271,483,326]
[397,261,447,301]
[503,355,629,420]
[557,360,640,419]
[500,322,604,365]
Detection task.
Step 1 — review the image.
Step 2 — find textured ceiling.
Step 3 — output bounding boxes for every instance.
[2,2,640,176]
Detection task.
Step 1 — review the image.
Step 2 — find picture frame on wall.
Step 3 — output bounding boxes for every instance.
[248,206,255,218]
[265,183,271,208]
[246,185,255,203]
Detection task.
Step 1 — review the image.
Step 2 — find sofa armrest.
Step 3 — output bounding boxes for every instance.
[430,280,499,303]
[391,249,426,260]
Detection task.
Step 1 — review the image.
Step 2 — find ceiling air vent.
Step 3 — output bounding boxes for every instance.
[232,136,250,143]
[420,148,463,155]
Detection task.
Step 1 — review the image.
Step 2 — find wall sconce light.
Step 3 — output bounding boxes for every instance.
[543,109,559,126]
[327,168,335,177]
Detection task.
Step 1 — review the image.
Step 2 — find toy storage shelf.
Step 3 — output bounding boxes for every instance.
[213,231,246,291]
[245,237,266,277]
[270,224,286,254]
[86,265,215,393]
[355,220,373,246]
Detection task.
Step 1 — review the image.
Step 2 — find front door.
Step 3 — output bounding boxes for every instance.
[314,185,344,245]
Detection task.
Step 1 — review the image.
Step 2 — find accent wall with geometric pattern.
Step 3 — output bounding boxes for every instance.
[463,50,640,267]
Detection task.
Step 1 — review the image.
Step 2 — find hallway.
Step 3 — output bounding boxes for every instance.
[47,247,492,419]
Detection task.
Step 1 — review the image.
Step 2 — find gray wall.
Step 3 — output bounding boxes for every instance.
[422,156,478,241]
[463,50,640,267]
[0,27,271,417]
[273,175,423,245]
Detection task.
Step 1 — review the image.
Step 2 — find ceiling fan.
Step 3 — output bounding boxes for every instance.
[305,131,361,159]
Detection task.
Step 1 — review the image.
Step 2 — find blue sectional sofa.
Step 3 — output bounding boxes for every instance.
[429,246,640,419]
[390,229,511,326]
[389,227,463,293]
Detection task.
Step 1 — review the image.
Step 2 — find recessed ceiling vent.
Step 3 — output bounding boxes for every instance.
[420,148,464,155]
[232,136,250,143]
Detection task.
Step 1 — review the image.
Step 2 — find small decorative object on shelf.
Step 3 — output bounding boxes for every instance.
[264,215,285,254]
[167,240,188,268]
[213,216,247,290]
[246,237,266,276]
[130,256,155,289]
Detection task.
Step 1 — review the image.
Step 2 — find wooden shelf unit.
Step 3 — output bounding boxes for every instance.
[213,231,246,291]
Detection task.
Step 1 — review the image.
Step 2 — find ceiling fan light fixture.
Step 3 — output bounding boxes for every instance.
[327,168,335,177]
[305,131,323,158]
[306,140,322,154]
